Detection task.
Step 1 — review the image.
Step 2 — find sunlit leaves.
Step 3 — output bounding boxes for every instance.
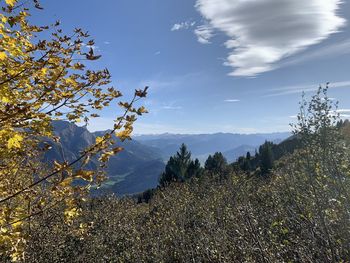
[0,0,147,260]
[75,170,94,182]
[7,133,23,149]
[5,0,17,7]
[0,51,7,60]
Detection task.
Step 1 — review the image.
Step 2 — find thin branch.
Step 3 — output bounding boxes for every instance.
[0,93,140,204]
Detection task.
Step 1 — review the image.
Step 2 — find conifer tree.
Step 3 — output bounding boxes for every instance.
[240,152,252,172]
[187,158,203,179]
[259,141,274,176]
[204,152,227,174]
[159,144,202,186]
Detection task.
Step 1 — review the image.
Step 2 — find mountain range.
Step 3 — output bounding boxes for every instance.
[135,132,290,162]
[45,121,290,195]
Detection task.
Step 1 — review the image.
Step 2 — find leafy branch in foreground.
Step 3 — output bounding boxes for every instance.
[0,0,148,261]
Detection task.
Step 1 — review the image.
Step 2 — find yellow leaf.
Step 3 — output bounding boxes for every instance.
[0,15,7,23]
[95,136,103,144]
[7,134,23,149]
[1,96,10,103]
[0,51,7,60]
[12,220,22,230]
[5,0,16,7]
[115,130,131,141]
[75,170,94,182]
[59,177,73,187]
[112,147,124,154]
[40,67,48,75]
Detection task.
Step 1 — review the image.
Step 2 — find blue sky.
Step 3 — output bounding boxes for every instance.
[36,0,350,134]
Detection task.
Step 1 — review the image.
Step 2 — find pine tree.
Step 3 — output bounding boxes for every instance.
[204,152,227,174]
[240,152,252,172]
[246,152,251,160]
[159,144,201,186]
[175,143,192,179]
[187,158,203,179]
[259,141,274,176]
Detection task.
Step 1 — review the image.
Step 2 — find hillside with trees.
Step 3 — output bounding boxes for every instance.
[9,87,349,263]
[1,1,350,263]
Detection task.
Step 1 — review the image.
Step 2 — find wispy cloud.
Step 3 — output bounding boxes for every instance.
[154,51,161,56]
[224,99,240,103]
[264,81,350,97]
[103,41,111,45]
[194,24,214,44]
[162,105,183,110]
[138,72,203,93]
[161,101,183,110]
[171,21,196,31]
[280,39,350,67]
[195,0,346,77]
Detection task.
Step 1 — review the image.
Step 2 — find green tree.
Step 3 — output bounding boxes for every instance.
[159,144,202,186]
[259,141,274,176]
[205,152,227,174]
[187,158,203,179]
[241,152,252,172]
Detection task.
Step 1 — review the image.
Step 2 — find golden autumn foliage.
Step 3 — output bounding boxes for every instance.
[0,0,147,260]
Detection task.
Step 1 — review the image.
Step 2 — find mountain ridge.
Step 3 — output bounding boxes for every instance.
[45,121,291,195]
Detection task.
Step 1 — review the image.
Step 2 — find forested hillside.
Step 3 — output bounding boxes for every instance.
[9,87,350,263]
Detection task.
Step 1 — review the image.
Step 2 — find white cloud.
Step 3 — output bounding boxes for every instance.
[265,81,350,97]
[155,51,161,55]
[162,105,183,110]
[161,101,183,110]
[224,99,240,102]
[280,38,350,67]
[104,41,111,45]
[194,24,214,44]
[195,0,346,77]
[171,21,196,31]
[138,72,203,93]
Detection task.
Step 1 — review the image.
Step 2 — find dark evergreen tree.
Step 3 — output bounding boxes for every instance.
[205,152,227,173]
[175,143,192,178]
[246,152,251,160]
[159,144,201,186]
[238,152,250,172]
[259,141,274,176]
[187,158,203,179]
[159,157,178,187]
